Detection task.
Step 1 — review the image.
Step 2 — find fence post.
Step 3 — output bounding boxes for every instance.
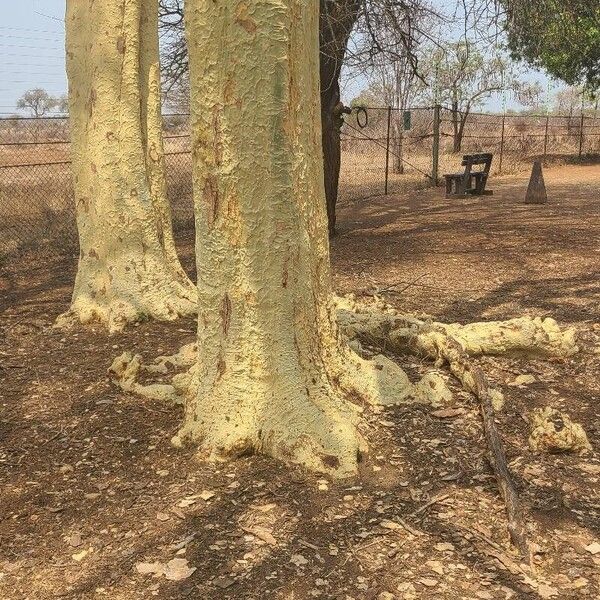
[432,104,441,185]
[498,113,506,174]
[543,115,550,157]
[579,111,585,157]
[384,106,392,195]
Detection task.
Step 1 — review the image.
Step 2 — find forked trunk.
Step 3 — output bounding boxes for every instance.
[62,0,196,332]
[179,0,408,476]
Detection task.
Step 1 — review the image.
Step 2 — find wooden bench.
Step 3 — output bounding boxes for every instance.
[444,153,493,198]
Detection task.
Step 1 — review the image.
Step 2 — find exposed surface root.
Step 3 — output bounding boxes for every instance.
[55,279,197,334]
[335,351,454,408]
[335,295,579,560]
[529,407,592,454]
[110,295,578,540]
[335,295,578,360]
[174,383,367,478]
[108,352,190,404]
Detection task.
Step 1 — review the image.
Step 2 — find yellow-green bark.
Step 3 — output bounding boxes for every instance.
[139,0,188,278]
[178,0,447,476]
[62,0,196,332]
[181,0,384,476]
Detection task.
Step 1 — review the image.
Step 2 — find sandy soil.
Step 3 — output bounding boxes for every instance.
[1,164,599,599]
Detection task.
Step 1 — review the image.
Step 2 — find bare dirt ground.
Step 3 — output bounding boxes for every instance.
[1,164,599,599]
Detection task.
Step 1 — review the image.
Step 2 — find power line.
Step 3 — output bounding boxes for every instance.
[0,25,64,35]
[33,0,65,24]
[0,43,64,50]
[0,34,64,43]
[1,53,65,59]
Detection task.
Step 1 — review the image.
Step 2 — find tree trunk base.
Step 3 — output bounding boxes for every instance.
[56,264,197,333]
[110,295,577,484]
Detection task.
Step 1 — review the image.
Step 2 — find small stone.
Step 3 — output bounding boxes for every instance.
[72,549,89,562]
[135,562,165,576]
[419,578,438,587]
[509,374,536,386]
[426,560,444,575]
[434,542,454,552]
[537,583,559,598]
[178,497,197,508]
[584,542,600,555]
[290,554,308,567]
[164,558,196,581]
[396,583,416,599]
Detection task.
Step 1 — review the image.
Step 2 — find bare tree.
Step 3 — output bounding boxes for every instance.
[353,3,436,174]
[16,88,60,117]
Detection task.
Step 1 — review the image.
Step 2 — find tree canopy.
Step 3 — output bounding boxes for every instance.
[501,0,600,89]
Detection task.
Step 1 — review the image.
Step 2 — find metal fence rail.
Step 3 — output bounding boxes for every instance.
[1,108,599,258]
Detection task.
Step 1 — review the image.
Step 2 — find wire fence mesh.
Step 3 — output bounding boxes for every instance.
[1,108,599,259]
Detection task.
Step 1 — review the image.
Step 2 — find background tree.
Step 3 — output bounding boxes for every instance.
[320,0,361,234]
[62,0,196,331]
[353,4,435,174]
[16,88,60,117]
[422,40,512,152]
[500,0,600,90]
[514,81,545,113]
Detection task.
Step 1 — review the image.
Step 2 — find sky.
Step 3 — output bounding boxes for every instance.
[0,0,67,115]
[0,0,566,117]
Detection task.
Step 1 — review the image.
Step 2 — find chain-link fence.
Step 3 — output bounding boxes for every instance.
[0,115,194,259]
[339,105,600,202]
[2,108,599,258]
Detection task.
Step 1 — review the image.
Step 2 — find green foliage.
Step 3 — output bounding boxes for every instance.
[501,1,600,89]
[417,41,513,112]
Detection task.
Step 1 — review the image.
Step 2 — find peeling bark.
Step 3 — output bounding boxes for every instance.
[61,0,196,332]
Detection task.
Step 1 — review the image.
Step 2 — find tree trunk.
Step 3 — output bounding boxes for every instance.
[180,0,410,476]
[452,101,462,153]
[319,0,360,236]
[139,0,190,281]
[392,118,404,174]
[63,0,196,332]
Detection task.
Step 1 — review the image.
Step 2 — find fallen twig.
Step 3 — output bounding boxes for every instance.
[437,337,531,563]
[411,493,450,517]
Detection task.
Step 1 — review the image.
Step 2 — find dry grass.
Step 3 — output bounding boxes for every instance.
[1,111,599,258]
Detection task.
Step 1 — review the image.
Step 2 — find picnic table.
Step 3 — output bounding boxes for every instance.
[444,153,493,198]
